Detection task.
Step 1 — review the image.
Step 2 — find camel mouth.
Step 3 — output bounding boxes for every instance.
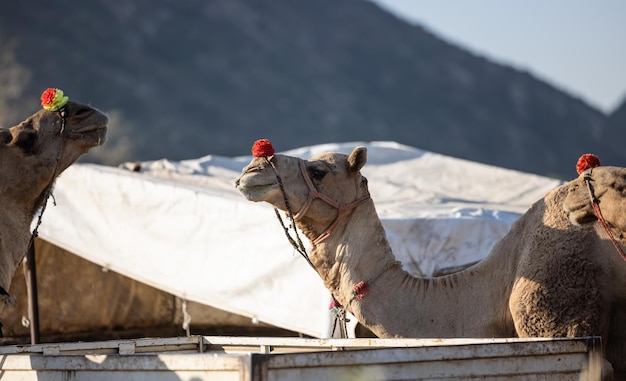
[236,182,278,201]
[73,124,108,134]
[235,159,283,201]
[235,169,280,201]
[70,124,108,147]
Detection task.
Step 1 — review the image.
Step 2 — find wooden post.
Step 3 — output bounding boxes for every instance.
[24,242,40,344]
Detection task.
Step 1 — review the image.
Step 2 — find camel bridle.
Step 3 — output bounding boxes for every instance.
[264,156,371,250]
[583,168,626,262]
[264,155,372,338]
[28,108,68,249]
[293,159,371,245]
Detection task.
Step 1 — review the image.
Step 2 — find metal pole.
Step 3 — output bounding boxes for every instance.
[24,242,40,344]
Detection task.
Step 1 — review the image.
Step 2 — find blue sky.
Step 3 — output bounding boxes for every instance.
[369,0,626,114]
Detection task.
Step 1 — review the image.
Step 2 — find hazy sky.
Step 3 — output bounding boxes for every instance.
[369,0,626,114]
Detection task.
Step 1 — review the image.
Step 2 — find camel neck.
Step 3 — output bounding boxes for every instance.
[0,206,32,292]
[308,200,401,303]
[307,198,518,338]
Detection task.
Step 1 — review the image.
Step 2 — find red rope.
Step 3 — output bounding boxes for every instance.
[592,201,626,262]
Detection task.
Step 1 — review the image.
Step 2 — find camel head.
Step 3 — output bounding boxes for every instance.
[563,165,626,241]
[235,142,369,241]
[2,100,108,168]
[0,92,108,207]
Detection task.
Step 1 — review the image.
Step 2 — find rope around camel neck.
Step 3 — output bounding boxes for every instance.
[28,109,66,246]
[264,157,314,269]
[584,171,626,262]
[264,157,355,337]
[591,202,626,261]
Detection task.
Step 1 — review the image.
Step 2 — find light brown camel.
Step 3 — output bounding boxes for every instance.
[236,144,626,380]
[0,91,108,309]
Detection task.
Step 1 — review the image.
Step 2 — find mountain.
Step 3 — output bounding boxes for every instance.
[606,96,626,138]
[0,0,619,179]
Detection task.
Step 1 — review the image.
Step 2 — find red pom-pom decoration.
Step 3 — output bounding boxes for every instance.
[351,281,370,300]
[40,88,69,111]
[252,139,275,157]
[576,153,601,174]
[328,299,343,310]
[41,88,57,107]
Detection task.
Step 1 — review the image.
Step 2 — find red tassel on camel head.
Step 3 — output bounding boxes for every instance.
[252,139,275,157]
[576,153,601,175]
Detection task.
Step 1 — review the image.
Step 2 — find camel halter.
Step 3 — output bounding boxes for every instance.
[292,159,371,245]
[264,155,371,337]
[29,107,67,243]
[264,156,371,256]
[583,169,626,262]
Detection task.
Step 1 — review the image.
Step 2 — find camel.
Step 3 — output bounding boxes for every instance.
[236,141,626,380]
[0,89,108,310]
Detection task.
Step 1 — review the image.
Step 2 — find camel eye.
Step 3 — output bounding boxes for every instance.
[311,169,327,180]
[616,175,626,193]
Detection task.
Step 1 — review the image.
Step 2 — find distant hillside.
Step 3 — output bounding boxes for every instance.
[606,96,626,140]
[0,0,620,179]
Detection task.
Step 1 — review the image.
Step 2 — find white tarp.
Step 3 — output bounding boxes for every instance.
[37,141,563,338]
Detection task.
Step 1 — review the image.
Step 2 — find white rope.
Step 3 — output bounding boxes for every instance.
[181,299,191,337]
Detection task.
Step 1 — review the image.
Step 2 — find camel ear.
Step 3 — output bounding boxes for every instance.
[348,147,367,173]
[0,128,12,145]
[563,181,596,225]
[12,125,38,154]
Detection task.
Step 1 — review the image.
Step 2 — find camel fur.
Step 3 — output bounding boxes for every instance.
[0,101,108,308]
[236,146,626,380]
